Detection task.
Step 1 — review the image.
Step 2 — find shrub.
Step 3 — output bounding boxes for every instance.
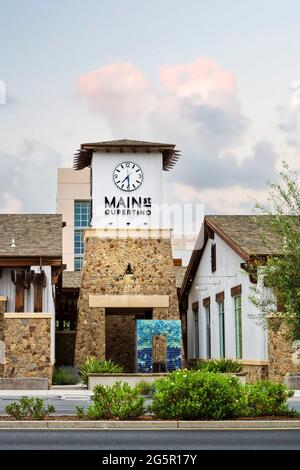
[79,357,124,386]
[243,380,296,417]
[195,358,243,374]
[52,366,79,385]
[76,405,86,419]
[151,370,244,420]
[83,382,145,420]
[5,396,55,420]
[135,380,156,396]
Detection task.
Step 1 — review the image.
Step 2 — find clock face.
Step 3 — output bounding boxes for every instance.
[113,161,143,192]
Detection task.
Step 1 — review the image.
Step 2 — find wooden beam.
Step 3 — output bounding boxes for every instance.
[51,266,63,285]
[34,271,46,313]
[11,270,25,313]
[0,257,62,267]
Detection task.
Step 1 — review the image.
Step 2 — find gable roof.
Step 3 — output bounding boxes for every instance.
[206,215,283,258]
[180,214,284,299]
[0,214,62,258]
[73,139,180,171]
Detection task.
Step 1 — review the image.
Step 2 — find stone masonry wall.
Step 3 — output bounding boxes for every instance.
[0,299,7,377]
[242,364,269,383]
[268,321,300,382]
[75,235,180,367]
[3,318,52,384]
[105,315,136,372]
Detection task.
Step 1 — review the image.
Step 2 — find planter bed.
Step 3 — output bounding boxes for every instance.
[88,373,168,390]
[0,415,299,421]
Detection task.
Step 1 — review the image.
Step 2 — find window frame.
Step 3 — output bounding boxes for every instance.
[234,295,243,359]
[74,200,91,271]
[218,299,225,358]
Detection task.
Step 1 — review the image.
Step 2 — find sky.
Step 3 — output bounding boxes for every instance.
[1,0,300,214]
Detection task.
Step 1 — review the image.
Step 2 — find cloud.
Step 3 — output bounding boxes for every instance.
[169,181,270,214]
[0,140,63,213]
[0,193,22,213]
[278,106,299,134]
[77,62,155,134]
[179,141,278,190]
[77,57,279,202]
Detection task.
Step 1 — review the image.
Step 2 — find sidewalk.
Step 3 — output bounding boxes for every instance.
[0,386,299,400]
[0,420,300,430]
[0,384,92,399]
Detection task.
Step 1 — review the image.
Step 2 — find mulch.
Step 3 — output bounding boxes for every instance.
[0,415,299,421]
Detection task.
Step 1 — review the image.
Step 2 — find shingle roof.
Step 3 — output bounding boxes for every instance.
[62,271,82,289]
[0,214,62,257]
[180,214,286,299]
[206,215,284,256]
[73,138,180,171]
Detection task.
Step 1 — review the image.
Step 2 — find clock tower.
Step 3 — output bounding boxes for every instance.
[73,139,182,372]
[74,139,179,229]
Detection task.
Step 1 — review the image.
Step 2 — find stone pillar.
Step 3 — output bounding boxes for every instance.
[74,229,180,368]
[268,320,300,382]
[0,297,7,341]
[0,297,7,377]
[3,314,52,385]
[74,304,105,366]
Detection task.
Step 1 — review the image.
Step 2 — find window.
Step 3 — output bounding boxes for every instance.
[211,243,216,273]
[74,200,91,228]
[218,300,225,358]
[74,200,91,271]
[74,256,83,271]
[234,295,243,359]
[205,305,211,359]
[192,303,199,358]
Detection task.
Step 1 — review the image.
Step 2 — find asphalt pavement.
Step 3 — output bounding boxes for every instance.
[0,429,300,450]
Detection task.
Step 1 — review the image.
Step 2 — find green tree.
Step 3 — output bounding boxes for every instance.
[250,162,300,339]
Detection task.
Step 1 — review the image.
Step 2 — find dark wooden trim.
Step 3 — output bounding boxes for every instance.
[215,291,225,302]
[203,297,210,307]
[173,258,182,266]
[51,266,64,285]
[34,271,46,313]
[11,270,25,312]
[192,301,199,311]
[206,226,215,239]
[180,228,209,299]
[231,284,242,297]
[211,243,216,273]
[205,217,250,262]
[61,287,80,293]
[0,257,62,267]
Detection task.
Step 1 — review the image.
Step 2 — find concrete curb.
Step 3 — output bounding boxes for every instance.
[0,420,300,430]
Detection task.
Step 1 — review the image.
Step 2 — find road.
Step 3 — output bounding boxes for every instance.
[0,429,299,450]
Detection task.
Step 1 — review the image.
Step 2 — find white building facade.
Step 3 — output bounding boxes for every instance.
[182,215,271,375]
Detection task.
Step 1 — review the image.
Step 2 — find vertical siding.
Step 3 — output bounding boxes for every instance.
[91,150,164,228]
[187,233,268,361]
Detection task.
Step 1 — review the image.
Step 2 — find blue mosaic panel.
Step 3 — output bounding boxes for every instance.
[136,320,182,373]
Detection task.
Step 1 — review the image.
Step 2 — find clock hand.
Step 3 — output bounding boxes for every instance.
[121,174,130,184]
[121,173,132,184]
